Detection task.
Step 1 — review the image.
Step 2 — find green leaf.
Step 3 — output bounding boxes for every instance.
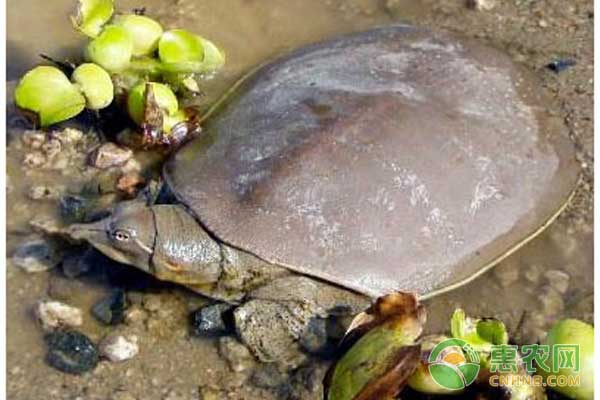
[450,309,507,352]
[127,81,178,125]
[15,66,86,127]
[114,14,163,56]
[71,0,114,38]
[158,29,225,73]
[71,63,114,110]
[85,25,133,72]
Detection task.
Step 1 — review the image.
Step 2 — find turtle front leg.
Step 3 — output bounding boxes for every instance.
[233,276,370,369]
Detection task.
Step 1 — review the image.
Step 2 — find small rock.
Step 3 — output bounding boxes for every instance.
[218,337,256,373]
[547,59,577,74]
[493,261,519,288]
[117,172,145,197]
[92,290,129,325]
[42,138,62,159]
[23,151,47,168]
[99,334,139,362]
[35,300,83,331]
[190,303,234,336]
[466,0,496,11]
[53,128,84,146]
[21,130,46,149]
[59,195,89,223]
[28,185,63,200]
[12,237,61,272]
[89,143,133,169]
[45,330,99,374]
[124,305,148,326]
[544,270,570,294]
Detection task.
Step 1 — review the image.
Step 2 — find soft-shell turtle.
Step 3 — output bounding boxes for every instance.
[71,25,579,366]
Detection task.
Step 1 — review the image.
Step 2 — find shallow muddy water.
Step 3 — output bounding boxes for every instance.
[6,0,594,399]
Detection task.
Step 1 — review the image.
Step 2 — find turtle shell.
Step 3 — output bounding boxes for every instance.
[165,25,579,298]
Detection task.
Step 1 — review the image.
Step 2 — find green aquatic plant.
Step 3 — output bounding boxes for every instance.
[114,14,163,56]
[71,0,114,38]
[158,29,225,73]
[85,25,133,72]
[127,81,179,125]
[15,66,86,127]
[540,319,594,400]
[71,63,114,109]
[325,292,425,400]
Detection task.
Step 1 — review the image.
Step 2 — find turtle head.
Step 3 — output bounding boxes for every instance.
[69,201,156,273]
[69,202,223,286]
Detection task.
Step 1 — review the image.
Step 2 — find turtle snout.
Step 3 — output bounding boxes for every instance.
[68,219,110,242]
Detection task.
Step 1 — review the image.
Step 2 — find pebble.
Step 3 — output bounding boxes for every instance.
[28,184,63,200]
[45,330,99,374]
[23,151,46,168]
[466,0,496,11]
[117,171,145,197]
[544,270,570,294]
[190,303,234,337]
[92,290,129,325]
[21,130,46,149]
[99,334,139,362]
[59,195,89,223]
[124,305,148,327]
[218,337,256,373]
[89,143,133,169]
[53,128,84,145]
[493,261,519,288]
[35,300,83,331]
[12,237,61,272]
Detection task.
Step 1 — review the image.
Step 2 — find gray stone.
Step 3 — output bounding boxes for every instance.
[12,237,61,272]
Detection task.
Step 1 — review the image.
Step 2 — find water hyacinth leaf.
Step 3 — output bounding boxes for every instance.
[127,81,178,125]
[158,30,225,73]
[71,0,114,38]
[198,37,226,70]
[539,319,594,400]
[450,309,507,352]
[158,29,204,64]
[71,63,114,110]
[15,66,86,127]
[114,14,163,56]
[325,292,425,400]
[85,25,134,72]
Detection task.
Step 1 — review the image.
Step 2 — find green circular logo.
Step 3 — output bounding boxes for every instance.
[428,338,480,390]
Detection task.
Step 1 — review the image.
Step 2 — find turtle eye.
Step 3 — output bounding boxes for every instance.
[112,229,132,242]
